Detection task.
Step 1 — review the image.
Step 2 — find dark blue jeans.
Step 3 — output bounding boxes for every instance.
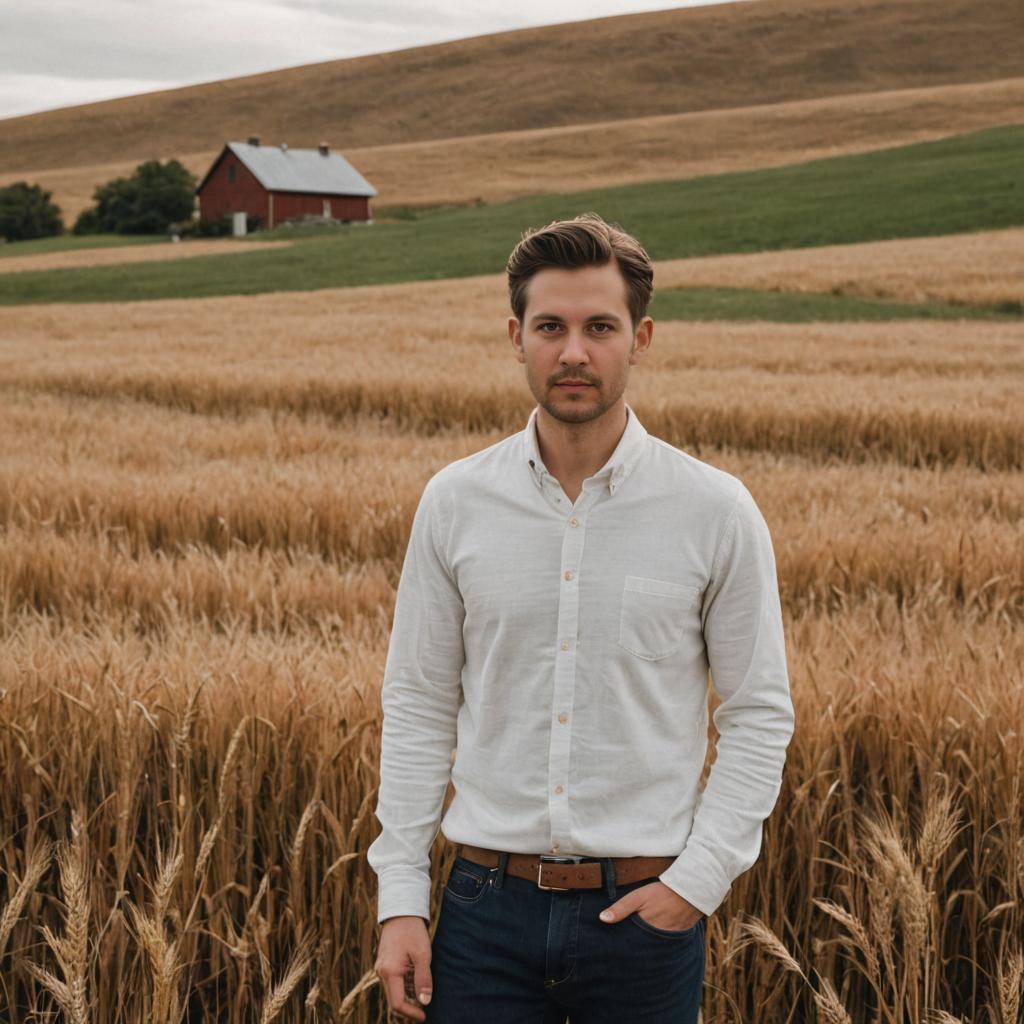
[425,853,706,1023]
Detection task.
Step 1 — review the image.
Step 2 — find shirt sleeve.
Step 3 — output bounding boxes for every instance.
[658,480,795,917]
[365,477,466,924]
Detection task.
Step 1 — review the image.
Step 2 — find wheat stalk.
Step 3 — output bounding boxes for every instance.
[811,973,853,1024]
[736,915,808,980]
[997,947,1023,1024]
[812,897,881,992]
[28,811,90,1024]
[258,932,315,1024]
[171,679,204,763]
[127,902,182,1024]
[0,838,52,959]
[917,776,963,872]
[290,796,321,878]
[152,837,184,926]
[338,967,381,1021]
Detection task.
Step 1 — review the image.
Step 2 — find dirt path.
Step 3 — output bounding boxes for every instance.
[0,238,291,273]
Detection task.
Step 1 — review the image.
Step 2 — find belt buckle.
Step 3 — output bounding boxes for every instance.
[537,854,584,891]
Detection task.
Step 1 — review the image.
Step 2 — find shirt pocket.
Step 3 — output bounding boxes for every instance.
[617,575,701,661]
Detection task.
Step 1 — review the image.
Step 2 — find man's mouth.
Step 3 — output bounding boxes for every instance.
[555,380,593,388]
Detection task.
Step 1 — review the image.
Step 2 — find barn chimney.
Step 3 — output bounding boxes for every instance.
[318,142,329,156]
[247,135,260,146]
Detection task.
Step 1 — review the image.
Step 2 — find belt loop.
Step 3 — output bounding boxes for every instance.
[603,857,617,899]
[493,850,509,890]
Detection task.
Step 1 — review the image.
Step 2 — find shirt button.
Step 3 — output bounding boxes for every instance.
[555,785,564,794]
[560,639,570,651]
[564,570,574,581]
[558,712,568,724]
[569,517,579,527]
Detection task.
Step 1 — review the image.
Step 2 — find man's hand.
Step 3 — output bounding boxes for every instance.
[598,881,705,932]
[375,915,433,1022]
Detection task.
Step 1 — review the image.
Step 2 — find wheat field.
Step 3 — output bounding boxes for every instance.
[656,227,1024,309]
[0,265,1022,1021]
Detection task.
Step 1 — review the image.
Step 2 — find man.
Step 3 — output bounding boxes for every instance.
[368,212,795,1023]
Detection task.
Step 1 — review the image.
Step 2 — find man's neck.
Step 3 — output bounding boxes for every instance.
[535,400,628,490]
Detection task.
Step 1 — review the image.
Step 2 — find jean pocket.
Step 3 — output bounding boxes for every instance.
[627,910,704,940]
[443,857,493,905]
[617,576,700,661]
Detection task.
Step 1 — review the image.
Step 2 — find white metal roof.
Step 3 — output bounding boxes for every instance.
[226,141,378,197]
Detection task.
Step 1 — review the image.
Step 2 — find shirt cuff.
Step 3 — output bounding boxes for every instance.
[657,843,732,919]
[375,865,433,925]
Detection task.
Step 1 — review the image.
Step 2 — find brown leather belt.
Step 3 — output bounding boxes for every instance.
[457,843,676,891]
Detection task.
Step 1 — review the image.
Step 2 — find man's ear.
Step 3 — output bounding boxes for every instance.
[509,317,525,363]
[629,316,654,364]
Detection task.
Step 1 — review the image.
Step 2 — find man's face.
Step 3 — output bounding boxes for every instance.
[508,261,653,425]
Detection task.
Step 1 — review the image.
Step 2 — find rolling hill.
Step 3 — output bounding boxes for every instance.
[15,77,1024,226]
[1,0,1022,176]
[3,125,1020,305]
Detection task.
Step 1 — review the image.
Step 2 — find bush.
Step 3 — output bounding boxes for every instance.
[72,208,102,236]
[0,181,64,241]
[78,159,198,235]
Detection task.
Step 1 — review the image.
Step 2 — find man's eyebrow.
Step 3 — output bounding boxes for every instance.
[529,312,624,323]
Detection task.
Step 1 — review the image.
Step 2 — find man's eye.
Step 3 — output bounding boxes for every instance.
[539,323,561,332]
[590,323,613,334]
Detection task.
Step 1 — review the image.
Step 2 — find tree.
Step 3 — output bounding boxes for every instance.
[74,159,197,235]
[0,181,64,241]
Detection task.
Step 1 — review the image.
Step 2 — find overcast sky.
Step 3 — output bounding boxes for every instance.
[1,1,744,121]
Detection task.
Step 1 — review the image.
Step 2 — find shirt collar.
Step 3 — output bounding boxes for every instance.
[522,401,648,496]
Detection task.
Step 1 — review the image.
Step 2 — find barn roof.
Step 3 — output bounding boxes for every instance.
[210,141,377,197]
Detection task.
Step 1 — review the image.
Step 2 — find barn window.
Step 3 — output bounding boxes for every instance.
[228,164,237,184]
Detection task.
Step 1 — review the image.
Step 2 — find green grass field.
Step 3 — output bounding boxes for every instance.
[1,124,1021,307]
[650,287,1022,322]
[0,233,165,257]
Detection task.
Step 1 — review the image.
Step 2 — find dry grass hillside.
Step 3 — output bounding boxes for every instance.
[655,227,1024,307]
[2,0,1022,176]
[13,77,1024,228]
[0,238,289,273]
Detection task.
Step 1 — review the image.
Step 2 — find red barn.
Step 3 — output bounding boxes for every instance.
[196,136,377,229]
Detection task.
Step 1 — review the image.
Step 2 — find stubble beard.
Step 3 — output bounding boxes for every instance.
[533,371,630,426]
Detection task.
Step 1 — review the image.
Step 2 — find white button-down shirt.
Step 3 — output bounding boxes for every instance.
[367,402,795,923]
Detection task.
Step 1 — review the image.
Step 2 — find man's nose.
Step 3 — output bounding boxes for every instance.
[559,329,589,363]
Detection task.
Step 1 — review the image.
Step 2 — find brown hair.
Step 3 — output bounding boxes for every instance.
[506,212,654,329]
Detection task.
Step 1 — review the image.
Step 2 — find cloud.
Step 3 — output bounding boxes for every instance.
[2,1,351,83]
